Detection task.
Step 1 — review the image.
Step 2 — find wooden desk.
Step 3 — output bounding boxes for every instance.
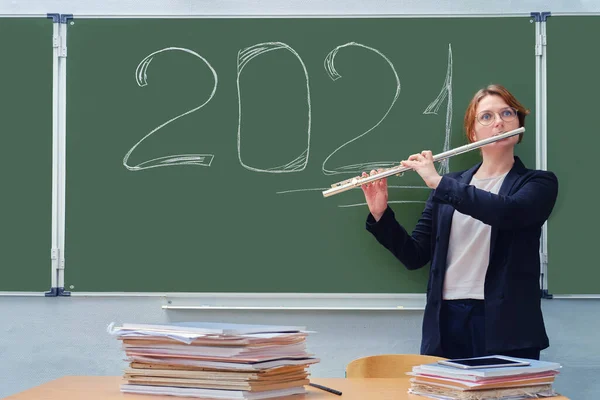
[4,376,570,400]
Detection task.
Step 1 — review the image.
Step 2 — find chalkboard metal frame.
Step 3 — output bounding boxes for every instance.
[55,13,551,307]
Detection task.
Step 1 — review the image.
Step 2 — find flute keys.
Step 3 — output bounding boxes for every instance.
[331,177,358,188]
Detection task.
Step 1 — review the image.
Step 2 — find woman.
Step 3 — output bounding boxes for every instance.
[361,84,558,360]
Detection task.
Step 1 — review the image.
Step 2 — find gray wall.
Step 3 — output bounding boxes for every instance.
[1,0,599,399]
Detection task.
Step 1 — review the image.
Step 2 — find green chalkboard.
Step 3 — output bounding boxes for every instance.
[0,19,53,292]
[64,17,536,293]
[546,16,600,295]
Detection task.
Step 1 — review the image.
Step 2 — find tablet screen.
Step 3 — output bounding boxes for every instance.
[438,356,530,369]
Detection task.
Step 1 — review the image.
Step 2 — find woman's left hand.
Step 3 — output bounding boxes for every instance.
[401,150,442,189]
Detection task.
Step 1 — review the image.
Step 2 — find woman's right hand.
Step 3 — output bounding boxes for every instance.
[361,169,388,222]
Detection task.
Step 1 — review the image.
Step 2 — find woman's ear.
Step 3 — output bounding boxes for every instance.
[468,127,477,142]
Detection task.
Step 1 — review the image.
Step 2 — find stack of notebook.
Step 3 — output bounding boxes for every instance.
[408,356,562,400]
[108,322,319,399]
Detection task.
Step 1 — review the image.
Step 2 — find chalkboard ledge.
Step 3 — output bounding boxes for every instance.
[161,293,426,310]
[0,292,49,296]
[63,292,427,310]
[159,292,427,310]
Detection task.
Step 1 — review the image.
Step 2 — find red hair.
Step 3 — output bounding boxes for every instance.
[464,84,530,144]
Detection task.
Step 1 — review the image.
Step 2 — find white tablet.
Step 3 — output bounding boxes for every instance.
[437,355,531,369]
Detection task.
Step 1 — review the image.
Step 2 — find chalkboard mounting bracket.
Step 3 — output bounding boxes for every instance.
[46,13,60,23]
[45,287,71,297]
[530,11,551,22]
[60,14,73,24]
[46,13,74,24]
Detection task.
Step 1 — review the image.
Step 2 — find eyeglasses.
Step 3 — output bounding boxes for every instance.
[476,107,518,126]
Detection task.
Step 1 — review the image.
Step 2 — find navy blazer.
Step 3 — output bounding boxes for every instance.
[366,156,558,356]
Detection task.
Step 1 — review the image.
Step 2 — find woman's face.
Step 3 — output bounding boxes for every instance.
[473,95,520,150]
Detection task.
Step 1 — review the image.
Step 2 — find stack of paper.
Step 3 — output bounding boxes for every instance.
[408,356,562,400]
[108,322,319,399]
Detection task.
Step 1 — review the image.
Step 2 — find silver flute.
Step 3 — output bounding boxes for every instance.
[322,126,525,198]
